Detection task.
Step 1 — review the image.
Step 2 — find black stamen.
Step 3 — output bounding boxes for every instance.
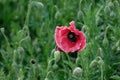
[67,32,77,42]
[30,59,36,64]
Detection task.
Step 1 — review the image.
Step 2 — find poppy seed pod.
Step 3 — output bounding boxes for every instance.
[54,51,60,62]
[73,67,82,77]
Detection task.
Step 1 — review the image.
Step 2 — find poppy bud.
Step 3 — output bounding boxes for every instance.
[52,63,58,70]
[75,58,79,65]
[112,40,120,53]
[33,38,38,47]
[108,2,114,9]
[17,46,24,54]
[110,11,116,17]
[54,51,60,62]
[114,1,119,7]
[110,75,120,80]
[44,78,49,80]
[73,67,82,77]
[115,40,120,47]
[33,39,41,52]
[77,10,83,19]
[96,16,103,26]
[98,48,103,58]
[104,6,111,15]
[103,38,108,45]
[98,59,104,66]
[55,11,61,19]
[0,28,5,33]
[117,47,120,53]
[32,1,44,8]
[81,25,87,32]
[51,49,56,56]
[116,40,120,52]
[90,59,98,68]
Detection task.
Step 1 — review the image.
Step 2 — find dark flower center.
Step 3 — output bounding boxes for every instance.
[67,32,77,42]
[30,59,36,64]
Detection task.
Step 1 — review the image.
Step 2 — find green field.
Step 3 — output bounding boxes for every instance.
[0,0,120,80]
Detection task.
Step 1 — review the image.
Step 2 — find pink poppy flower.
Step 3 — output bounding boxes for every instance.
[55,21,86,53]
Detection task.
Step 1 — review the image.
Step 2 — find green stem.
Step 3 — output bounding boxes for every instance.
[1,29,10,46]
[45,71,53,78]
[23,0,32,36]
[65,53,71,63]
[101,65,103,80]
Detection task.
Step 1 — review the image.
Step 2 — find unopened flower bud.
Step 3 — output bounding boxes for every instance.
[116,41,120,50]
[98,59,104,66]
[51,49,55,56]
[0,28,5,33]
[54,51,60,62]
[117,47,120,53]
[104,6,111,15]
[81,25,87,32]
[108,2,114,9]
[115,40,120,47]
[17,46,24,54]
[90,59,98,68]
[114,1,119,7]
[32,1,44,8]
[75,58,79,65]
[110,11,116,17]
[52,63,58,70]
[114,40,120,54]
[14,50,17,54]
[96,16,103,26]
[98,48,103,58]
[55,11,61,19]
[33,38,38,47]
[77,10,84,19]
[73,67,82,77]
[103,38,108,45]
[44,78,48,80]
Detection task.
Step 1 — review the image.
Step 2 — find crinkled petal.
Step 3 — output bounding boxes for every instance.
[55,26,63,48]
[77,32,86,52]
[69,21,75,29]
[60,36,76,52]
[54,21,86,53]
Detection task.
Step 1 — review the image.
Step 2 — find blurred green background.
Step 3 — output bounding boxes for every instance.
[0,0,120,80]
